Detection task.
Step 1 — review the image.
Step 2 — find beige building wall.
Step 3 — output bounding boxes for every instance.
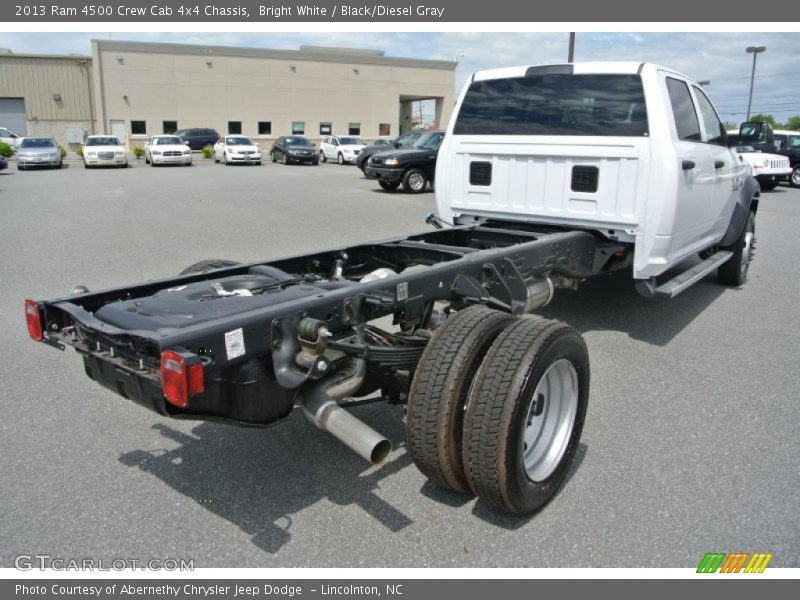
[91,40,456,149]
[0,53,95,148]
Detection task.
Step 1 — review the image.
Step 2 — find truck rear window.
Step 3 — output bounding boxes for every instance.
[454,74,648,137]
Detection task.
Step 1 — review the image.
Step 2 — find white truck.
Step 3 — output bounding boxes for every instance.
[25,62,759,515]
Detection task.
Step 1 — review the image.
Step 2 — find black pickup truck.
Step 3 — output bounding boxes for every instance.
[365,131,444,193]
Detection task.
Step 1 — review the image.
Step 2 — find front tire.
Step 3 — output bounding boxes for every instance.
[378,180,400,191]
[407,306,516,492]
[790,166,800,188]
[403,168,428,193]
[718,211,755,286]
[320,151,327,163]
[337,153,345,165]
[463,317,589,514]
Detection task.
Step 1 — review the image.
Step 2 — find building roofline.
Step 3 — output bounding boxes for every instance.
[91,39,456,71]
[0,52,91,61]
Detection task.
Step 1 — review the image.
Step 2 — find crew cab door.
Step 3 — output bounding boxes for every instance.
[663,75,717,258]
[690,85,741,239]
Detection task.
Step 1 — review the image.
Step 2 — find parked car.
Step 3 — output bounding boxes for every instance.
[319,135,365,165]
[213,135,262,165]
[772,129,800,187]
[734,145,791,190]
[0,127,23,148]
[15,137,62,170]
[729,127,800,188]
[174,128,220,151]
[270,136,318,165]
[83,135,127,168]
[144,135,192,167]
[355,130,426,172]
[365,130,445,193]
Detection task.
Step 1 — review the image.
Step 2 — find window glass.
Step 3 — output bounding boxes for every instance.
[320,122,332,135]
[228,121,242,135]
[163,121,177,134]
[285,137,311,146]
[20,138,56,148]
[85,137,120,146]
[154,136,182,145]
[666,78,701,142]
[258,121,272,135]
[292,122,305,135]
[379,123,391,136]
[348,122,361,136]
[692,88,726,145]
[226,136,253,146]
[339,137,360,145]
[454,74,648,136]
[131,120,146,135]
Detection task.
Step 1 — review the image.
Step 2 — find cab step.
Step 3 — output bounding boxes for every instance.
[635,251,733,298]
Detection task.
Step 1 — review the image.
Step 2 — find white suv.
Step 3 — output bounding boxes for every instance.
[319,135,365,165]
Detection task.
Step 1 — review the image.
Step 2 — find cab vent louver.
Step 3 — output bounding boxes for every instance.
[571,166,599,193]
[470,161,492,186]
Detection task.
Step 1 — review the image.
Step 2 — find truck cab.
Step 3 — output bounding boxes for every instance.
[436,62,758,281]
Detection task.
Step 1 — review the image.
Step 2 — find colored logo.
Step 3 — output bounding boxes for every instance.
[697,552,773,573]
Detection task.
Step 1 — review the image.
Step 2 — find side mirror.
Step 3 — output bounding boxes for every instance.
[738,121,774,146]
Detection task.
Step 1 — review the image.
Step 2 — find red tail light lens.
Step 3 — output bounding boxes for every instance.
[160,350,204,408]
[25,299,44,341]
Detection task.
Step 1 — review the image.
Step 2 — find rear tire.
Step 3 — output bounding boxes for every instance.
[179,259,241,275]
[463,317,589,514]
[283,154,289,165]
[271,152,277,163]
[407,306,516,493]
[718,211,755,286]
[403,168,428,193]
[378,180,400,192]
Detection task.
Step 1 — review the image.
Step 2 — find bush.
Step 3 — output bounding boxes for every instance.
[75,145,84,157]
[59,146,68,159]
[133,147,145,159]
[201,145,213,159]
[0,142,14,158]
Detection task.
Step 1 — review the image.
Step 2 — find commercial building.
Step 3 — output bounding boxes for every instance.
[0,39,456,150]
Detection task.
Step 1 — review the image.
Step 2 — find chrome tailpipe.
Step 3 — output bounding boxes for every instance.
[299,357,391,465]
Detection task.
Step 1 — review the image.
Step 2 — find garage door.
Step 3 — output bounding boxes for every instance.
[0,98,27,135]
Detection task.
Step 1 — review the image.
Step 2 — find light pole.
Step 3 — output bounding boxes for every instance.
[568,33,575,62]
[745,45,766,120]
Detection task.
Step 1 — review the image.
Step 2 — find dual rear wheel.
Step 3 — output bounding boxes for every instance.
[406,306,589,514]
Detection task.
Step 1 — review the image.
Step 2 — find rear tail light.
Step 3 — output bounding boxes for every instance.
[25,299,44,341]
[160,350,205,408]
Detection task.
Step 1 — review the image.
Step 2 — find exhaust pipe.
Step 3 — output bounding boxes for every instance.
[300,357,392,465]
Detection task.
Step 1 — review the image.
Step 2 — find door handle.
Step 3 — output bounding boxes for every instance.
[715,160,725,169]
[682,160,695,170]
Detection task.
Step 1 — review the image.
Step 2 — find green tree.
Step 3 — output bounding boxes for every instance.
[783,115,800,130]
[748,113,779,128]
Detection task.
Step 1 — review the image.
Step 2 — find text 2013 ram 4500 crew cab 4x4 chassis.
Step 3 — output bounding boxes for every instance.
[25,63,760,514]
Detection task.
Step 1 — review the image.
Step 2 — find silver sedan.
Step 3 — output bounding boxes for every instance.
[16,137,62,170]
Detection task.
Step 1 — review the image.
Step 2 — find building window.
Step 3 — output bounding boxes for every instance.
[319,122,332,135]
[228,121,242,135]
[379,123,391,136]
[131,120,146,135]
[258,121,272,135]
[292,121,305,135]
[348,122,361,136]
[162,120,177,134]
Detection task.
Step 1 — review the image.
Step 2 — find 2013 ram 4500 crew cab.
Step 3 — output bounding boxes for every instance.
[25,63,759,515]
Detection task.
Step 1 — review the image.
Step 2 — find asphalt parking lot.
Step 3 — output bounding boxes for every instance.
[1,160,798,568]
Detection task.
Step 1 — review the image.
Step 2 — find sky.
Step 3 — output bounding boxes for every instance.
[1,31,798,125]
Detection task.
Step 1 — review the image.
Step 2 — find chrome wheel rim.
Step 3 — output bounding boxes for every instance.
[522,359,579,482]
[409,172,425,190]
[792,169,800,186]
[338,154,344,164]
